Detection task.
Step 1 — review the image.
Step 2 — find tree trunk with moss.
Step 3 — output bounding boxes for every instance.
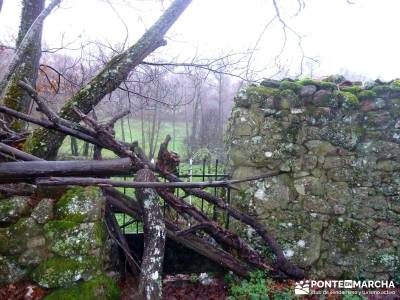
[134,168,165,300]
[2,0,45,131]
[24,0,193,159]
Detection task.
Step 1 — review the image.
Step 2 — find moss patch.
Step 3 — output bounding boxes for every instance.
[358,89,377,100]
[246,85,279,98]
[279,80,302,93]
[44,274,120,300]
[338,91,359,109]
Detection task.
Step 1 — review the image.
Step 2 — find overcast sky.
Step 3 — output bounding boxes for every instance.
[1,0,400,80]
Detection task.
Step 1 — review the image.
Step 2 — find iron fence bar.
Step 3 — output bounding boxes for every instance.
[115,158,232,233]
[226,186,231,229]
[201,158,205,212]
[120,218,136,229]
[213,159,218,221]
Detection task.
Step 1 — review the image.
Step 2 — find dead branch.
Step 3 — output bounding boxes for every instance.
[0,158,135,182]
[107,110,130,128]
[34,171,282,188]
[0,104,102,147]
[0,186,34,197]
[157,189,275,273]
[103,187,252,277]
[17,80,95,136]
[0,142,43,161]
[104,202,141,276]
[176,223,215,237]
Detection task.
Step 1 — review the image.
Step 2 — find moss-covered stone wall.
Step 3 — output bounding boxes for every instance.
[0,186,119,299]
[226,76,400,280]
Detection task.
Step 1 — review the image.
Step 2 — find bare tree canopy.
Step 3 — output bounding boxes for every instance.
[23,0,192,159]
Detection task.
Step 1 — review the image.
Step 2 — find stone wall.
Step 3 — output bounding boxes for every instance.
[0,186,119,299]
[226,76,400,280]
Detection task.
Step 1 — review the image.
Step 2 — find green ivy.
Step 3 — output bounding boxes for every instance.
[225,270,271,300]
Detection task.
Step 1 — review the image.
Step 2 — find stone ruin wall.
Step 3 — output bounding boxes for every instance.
[226,76,400,280]
[0,186,120,299]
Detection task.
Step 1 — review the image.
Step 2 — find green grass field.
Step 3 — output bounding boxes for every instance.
[58,118,188,159]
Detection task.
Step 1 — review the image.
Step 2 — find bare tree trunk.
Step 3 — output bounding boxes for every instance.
[134,168,165,300]
[82,142,89,157]
[140,107,146,155]
[70,137,78,156]
[23,0,193,159]
[148,104,158,159]
[217,73,223,140]
[172,106,176,151]
[184,104,190,158]
[2,0,45,131]
[190,94,200,154]
[120,118,126,142]
[91,108,102,160]
[153,113,162,158]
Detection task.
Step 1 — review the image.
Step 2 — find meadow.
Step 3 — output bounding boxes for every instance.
[58,118,188,160]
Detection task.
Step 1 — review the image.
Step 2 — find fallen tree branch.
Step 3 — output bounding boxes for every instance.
[176,223,215,237]
[103,187,252,277]
[157,189,277,273]
[104,202,141,276]
[0,142,43,161]
[0,104,102,147]
[0,158,135,182]
[17,80,96,136]
[159,170,305,279]
[34,171,282,188]
[0,186,34,197]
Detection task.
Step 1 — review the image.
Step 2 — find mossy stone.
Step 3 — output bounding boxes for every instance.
[358,89,377,100]
[6,217,43,255]
[32,257,98,288]
[324,75,345,84]
[340,86,362,94]
[44,220,105,257]
[338,91,359,109]
[56,187,105,222]
[260,79,281,88]
[312,90,337,107]
[0,196,32,225]
[31,198,54,224]
[0,255,28,284]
